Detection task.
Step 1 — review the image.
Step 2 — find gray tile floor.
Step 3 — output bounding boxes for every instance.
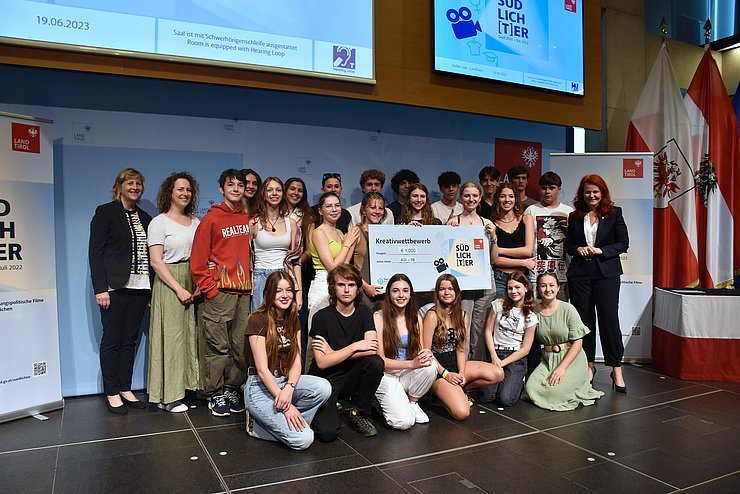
[1,364,738,493]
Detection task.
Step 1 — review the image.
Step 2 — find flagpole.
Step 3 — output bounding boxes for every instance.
[704,19,711,51]
[660,17,667,46]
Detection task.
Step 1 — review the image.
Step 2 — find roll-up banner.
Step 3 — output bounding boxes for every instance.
[550,152,654,361]
[0,111,64,423]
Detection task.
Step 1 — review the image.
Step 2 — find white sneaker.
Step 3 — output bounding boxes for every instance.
[159,401,189,413]
[410,402,429,424]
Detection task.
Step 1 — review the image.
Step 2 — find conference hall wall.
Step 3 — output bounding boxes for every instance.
[0,102,566,396]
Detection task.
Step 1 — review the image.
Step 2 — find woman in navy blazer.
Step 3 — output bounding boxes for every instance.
[89,168,152,414]
[565,175,629,393]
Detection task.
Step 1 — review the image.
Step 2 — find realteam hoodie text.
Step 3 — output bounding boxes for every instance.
[190,202,252,299]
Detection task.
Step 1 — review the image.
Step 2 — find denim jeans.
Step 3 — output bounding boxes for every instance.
[493,269,510,298]
[250,267,285,311]
[245,374,331,450]
[477,349,527,407]
[470,270,498,360]
[494,269,537,298]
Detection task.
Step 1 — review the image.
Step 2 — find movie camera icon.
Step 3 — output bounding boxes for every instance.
[434,258,449,273]
[447,6,482,40]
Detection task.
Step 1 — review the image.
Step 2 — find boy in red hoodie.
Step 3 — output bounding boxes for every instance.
[191,169,252,417]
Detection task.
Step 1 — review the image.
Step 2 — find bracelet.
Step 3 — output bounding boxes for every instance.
[490,236,497,244]
[286,382,296,389]
[441,369,449,379]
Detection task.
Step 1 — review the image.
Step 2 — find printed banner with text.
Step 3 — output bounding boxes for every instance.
[550,152,653,361]
[0,112,63,423]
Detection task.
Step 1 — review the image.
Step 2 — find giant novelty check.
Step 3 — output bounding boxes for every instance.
[368,225,492,292]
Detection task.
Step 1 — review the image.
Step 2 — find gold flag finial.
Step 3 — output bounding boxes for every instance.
[704,19,712,46]
[661,17,667,44]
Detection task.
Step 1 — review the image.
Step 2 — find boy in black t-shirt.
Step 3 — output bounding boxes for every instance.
[308,263,384,441]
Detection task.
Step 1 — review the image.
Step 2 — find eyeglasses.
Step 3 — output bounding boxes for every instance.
[322,173,342,182]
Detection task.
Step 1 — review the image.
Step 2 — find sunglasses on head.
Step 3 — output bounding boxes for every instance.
[322,173,341,182]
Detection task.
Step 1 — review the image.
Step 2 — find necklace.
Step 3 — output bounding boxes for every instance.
[266,215,280,232]
[498,215,516,224]
[460,213,478,225]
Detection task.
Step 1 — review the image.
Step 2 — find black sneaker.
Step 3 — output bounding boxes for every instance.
[349,409,377,437]
[208,394,230,417]
[224,389,245,413]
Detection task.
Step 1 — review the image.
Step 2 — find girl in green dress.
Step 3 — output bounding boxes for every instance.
[524,272,603,411]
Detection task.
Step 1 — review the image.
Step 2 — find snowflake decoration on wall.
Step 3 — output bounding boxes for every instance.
[522,146,539,167]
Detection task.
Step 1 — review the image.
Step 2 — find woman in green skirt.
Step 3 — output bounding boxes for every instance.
[147,172,202,412]
[524,272,604,411]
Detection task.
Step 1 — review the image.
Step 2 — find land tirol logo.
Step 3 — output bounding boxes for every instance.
[12,122,41,153]
[332,45,356,73]
[623,158,644,178]
[564,0,577,13]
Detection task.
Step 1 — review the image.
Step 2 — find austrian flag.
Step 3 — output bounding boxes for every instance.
[626,43,698,288]
[684,48,740,288]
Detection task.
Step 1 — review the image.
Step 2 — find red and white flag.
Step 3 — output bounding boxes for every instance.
[684,48,740,288]
[626,43,698,288]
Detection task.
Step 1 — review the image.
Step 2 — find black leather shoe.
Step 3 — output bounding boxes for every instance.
[106,398,127,415]
[121,395,146,409]
[610,371,627,394]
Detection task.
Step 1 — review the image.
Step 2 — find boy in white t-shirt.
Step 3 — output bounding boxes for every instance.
[431,171,463,223]
[524,171,573,301]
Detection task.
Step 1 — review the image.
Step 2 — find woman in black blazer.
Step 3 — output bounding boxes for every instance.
[565,174,629,393]
[89,168,152,414]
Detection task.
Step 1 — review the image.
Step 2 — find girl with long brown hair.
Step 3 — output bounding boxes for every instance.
[398,183,441,225]
[423,274,504,420]
[480,271,538,407]
[245,271,331,450]
[249,177,301,311]
[491,183,535,297]
[374,274,437,429]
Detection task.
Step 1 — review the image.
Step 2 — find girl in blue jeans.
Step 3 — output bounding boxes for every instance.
[480,271,538,406]
[245,271,331,450]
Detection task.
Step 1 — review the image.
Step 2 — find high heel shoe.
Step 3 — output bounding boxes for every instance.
[589,366,597,384]
[610,371,627,394]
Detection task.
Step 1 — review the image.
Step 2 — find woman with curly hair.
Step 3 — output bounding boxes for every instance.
[480,271,538,407]
[147,171,201,412]
[245,271,331,450]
